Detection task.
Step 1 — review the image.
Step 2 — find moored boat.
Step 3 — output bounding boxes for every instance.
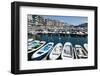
[61,42,74,60]
[28,40,40,51]
[28,38,33,45]
[31,42,54,60]
[75,45,87,59]
[28,38,33,43]
[28,41,46,53]
[49,43,63,60]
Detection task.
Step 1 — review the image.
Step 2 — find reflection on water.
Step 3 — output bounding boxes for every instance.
[38,33,88,46]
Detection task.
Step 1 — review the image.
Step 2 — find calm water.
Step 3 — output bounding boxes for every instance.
[28,33,87,60]
[38,33,88,46]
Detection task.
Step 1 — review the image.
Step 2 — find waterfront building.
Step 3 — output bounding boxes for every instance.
[28,14,33,25]
[27,15,88,35]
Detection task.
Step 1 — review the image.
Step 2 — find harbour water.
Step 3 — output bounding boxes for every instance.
[28,33,88,61]
[38,33,88,46]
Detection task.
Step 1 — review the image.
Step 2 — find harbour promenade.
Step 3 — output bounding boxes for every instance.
[28,23,87,36]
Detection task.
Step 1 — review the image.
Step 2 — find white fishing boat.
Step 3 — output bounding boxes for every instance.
[28,41,46,53]
[31,42,54,60]
[28,38,33,45]
[61,42,74,60]
[28,38,33,43]
[49,43,63,60]
[75,45,87,59]
[28,40,40,51]
[84,43,88,52]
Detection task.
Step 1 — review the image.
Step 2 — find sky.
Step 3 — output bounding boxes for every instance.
[43,15,88,26]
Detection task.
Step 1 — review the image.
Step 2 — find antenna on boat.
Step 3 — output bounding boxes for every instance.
[59,33,61,42]
[50,30,53,42]
[67,26,71,42]
[76,30,79,45]
[65,29,67,42]
[58,29,61,43]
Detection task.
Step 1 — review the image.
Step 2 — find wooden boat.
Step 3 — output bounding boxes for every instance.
[28,41,46,53]
[61,42,74,60]
[31,42,54,60]
[75,45,87,59]
[49,43,63,60]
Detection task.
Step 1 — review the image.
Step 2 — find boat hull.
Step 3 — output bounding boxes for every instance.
[75,45,88,59]
[49,43,63,60]
[28,41,46,53]
[31,42,54,60]
[61,42,74,60]
[31,52,48,60]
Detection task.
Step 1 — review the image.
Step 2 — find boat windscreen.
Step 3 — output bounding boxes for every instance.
[37,52,44,54]
[43,45,50,51]
[76,48,82,55]
[64,45,71,55]
[48,44,52,46]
